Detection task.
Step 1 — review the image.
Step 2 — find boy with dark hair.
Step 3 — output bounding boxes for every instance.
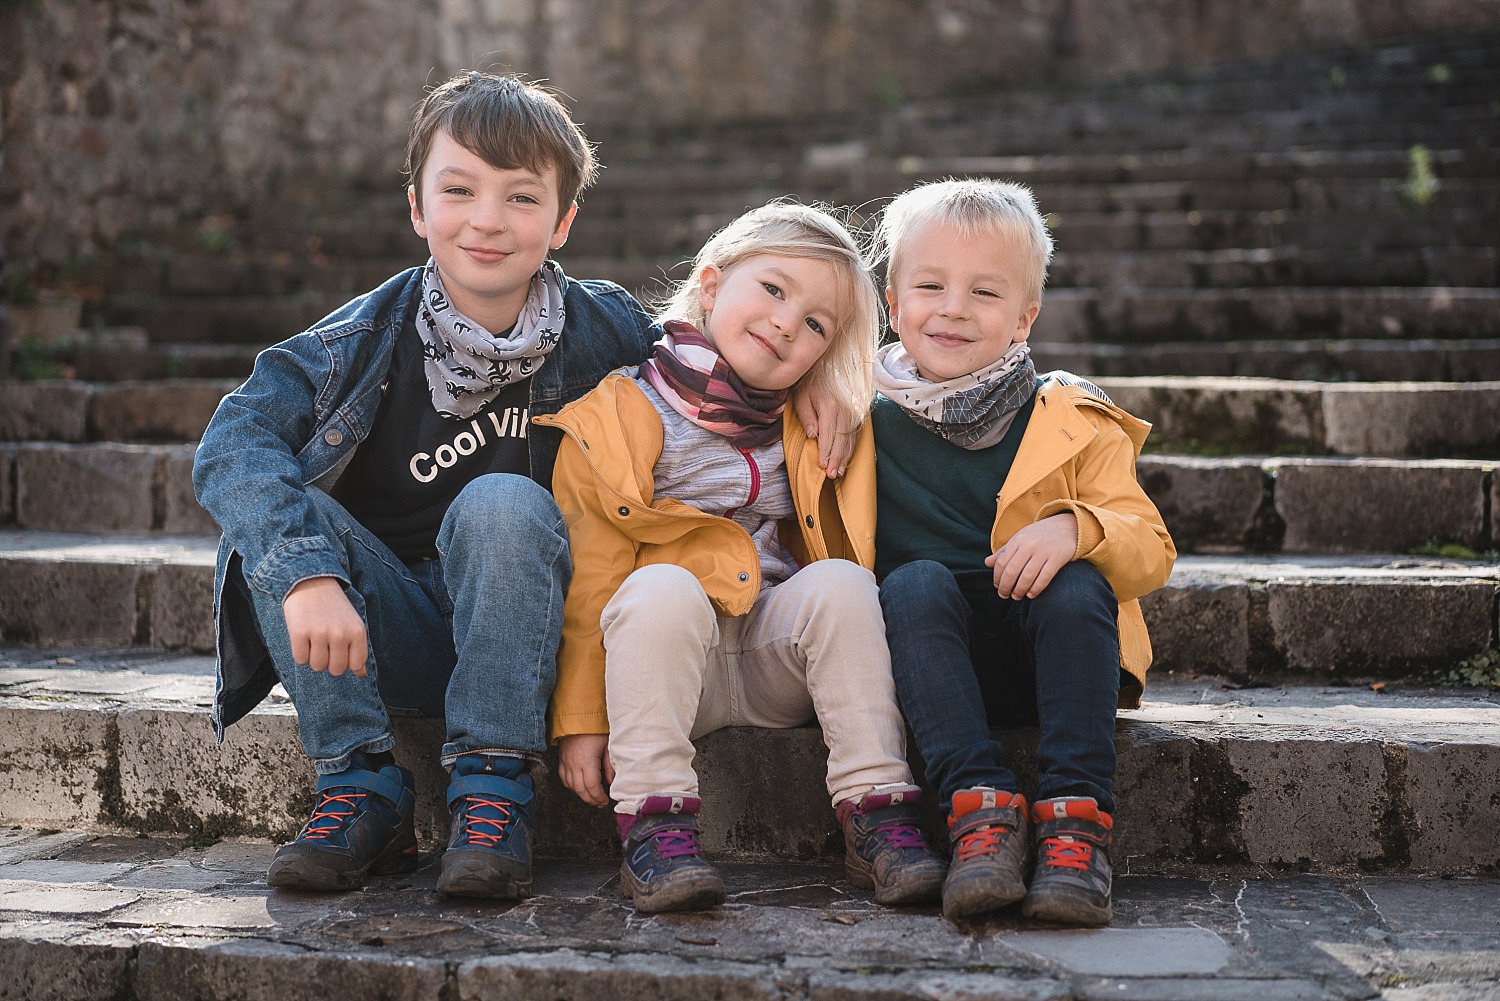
[872,179,1176,925]
[194,71,657,899]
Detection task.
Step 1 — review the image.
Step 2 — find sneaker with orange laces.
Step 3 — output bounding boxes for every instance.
[436,753,535,899]
[266,752,418,891]
[1022,796,1114,926]
[941,787,1028,920]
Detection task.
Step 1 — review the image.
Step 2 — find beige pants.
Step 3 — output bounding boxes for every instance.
[602,559,912,815]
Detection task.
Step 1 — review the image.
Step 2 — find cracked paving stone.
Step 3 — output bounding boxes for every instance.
[0,881,142,914]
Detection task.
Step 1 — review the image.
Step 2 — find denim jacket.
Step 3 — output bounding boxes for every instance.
[193,265,659,738]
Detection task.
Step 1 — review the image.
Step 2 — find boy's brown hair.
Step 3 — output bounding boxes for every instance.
[405,71,598,220]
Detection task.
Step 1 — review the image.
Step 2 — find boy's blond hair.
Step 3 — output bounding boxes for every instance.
[876,178,1055,305]
[656,201,880,432]
[405,71,598,220]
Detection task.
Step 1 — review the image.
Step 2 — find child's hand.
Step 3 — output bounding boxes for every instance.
[282,576,369,676]
[986,513,1079,600]
[793,391,855,478]
[558,733,614,808]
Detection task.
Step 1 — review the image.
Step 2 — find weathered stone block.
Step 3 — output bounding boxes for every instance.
[116,707,310,842]
[1139,583,1250,677]
[148,562,215,651]
[1403,742,1500,873]
[1097,377,1325,455]
[697,725,838,858]
[135,940,446,1001]
[0,446,14,523]
[160,445,218,533]
[0,703,112,827]
[1271,458,1490,553]
[1267,580,1494,677]
[1138,456,1266,551]
[90,380,233,443]
[1112,722,1197,860]
[15,443,158,532]
[0,382,91,443]
[0,557,142,646]
[0,935,132,1001]
[460,950,780,1001]
[1228,737,1387,866]
[1321,382,1500,459]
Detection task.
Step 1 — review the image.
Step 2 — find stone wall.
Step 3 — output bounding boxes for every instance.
[4,0,1499,267]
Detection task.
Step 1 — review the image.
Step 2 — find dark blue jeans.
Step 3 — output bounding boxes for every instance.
[880,559,1121,814]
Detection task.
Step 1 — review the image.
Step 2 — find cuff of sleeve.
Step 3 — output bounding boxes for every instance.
[248,537,349,604]
[550,712,610,744]
[1036,499,1106,560]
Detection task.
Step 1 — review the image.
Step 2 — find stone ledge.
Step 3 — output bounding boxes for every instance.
[0,655,1495,873]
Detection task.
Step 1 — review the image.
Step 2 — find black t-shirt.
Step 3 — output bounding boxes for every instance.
[873,384,1037,584]
[332,321,533,562]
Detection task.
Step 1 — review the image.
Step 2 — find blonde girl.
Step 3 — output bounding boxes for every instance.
[537,201,944,914]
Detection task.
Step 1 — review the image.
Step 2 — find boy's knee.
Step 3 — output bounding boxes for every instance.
[879,560,959,609]
[797,558,875,593]
[449,473,558,524]
[604,564,713,632]
[1030,561,1116,617]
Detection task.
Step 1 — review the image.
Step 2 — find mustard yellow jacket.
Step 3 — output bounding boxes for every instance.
[983,382,1176,708]
[534,372,878,741]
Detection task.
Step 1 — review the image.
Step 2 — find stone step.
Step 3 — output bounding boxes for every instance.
[0,649,1497,879]
[1,833,1495,1001]
[1,376,1494,460]
[1034,337,1500,382]
[0,536,1493,683]
[82,285,1500,350]
[3,445,1493,558]
[1093,376,1500,458]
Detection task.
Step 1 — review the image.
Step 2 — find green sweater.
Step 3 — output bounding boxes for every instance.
[873,387,1036,583]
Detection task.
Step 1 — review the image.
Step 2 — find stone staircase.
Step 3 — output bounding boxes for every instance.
[2,23,1497,906]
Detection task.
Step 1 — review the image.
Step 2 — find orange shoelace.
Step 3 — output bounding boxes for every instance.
[954,824,1010,862]
[456,795,515,848]
[303,791,363,841]
[1041,835,1093,871]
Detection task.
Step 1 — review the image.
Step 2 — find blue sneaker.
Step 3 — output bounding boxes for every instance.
[266,754,417,891]
[619,795,725,914]
[436,753,535,899]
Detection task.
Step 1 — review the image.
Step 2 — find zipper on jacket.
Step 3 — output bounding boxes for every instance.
[724,447,761,519]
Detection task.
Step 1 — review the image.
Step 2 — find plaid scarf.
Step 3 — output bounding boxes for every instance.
[640,320,787,449]
[874,340,1038,450]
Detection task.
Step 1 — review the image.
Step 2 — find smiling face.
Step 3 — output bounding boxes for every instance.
[408,130,577,333]
[695,253,847,391]
[886,219,1040,383]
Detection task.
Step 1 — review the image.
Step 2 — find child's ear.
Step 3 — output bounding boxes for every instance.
[884,286,900,333]
[696,264,724,313]
[1013,301,1041,344]
[549,202,579,250]
[408,185,427,239]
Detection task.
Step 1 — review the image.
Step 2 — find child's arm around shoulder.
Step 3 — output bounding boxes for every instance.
[1038,402,1176,602]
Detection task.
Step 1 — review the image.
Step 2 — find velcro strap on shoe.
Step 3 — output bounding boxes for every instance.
[315,766,408,807]
[446,772,534,810]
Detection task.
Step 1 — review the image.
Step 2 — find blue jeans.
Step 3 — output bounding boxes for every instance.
[880,559,1121,814]
[237,474,571,775]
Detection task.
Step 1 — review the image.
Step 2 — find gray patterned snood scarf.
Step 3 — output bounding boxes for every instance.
[417,258,565,419]
[873,340,1038,450]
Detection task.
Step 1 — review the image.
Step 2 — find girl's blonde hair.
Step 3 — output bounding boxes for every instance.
[655,200,880,432]
[875,178,1055,305]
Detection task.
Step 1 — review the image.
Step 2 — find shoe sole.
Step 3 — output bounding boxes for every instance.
[941,873,1027,920]
[266,842,418,892]
[1021,888,1112,926]
[437,855,534,900]
[620,863,726,914]
[845,859,945,907]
